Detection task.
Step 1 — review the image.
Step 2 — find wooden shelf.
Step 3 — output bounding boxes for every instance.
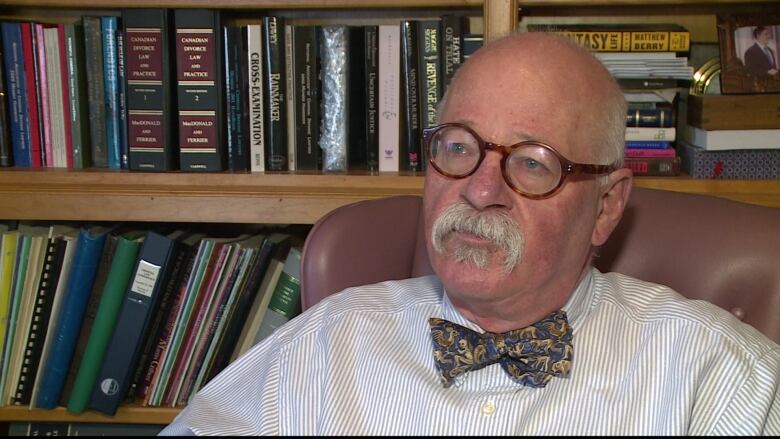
[0,405,179,425]
[0,170,776,225]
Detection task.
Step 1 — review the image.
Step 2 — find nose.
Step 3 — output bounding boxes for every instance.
[461,150,514,211]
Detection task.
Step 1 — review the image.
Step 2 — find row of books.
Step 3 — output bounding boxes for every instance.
[0,9,483,173]
[0,222,304,416]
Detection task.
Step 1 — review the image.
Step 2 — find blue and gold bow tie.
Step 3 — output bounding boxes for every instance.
[429,310,573,388]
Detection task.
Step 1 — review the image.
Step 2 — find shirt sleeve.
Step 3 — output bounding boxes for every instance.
[158,333,285,436]
[710,348,780,435]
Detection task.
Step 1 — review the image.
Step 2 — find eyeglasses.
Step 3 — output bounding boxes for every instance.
[423,123,617,200]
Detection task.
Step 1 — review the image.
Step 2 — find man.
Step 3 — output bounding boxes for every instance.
[161,32,779,435]
[744,25,779,77]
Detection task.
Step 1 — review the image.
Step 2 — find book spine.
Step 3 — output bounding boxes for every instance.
[319,25,348,172]
[65,235,140,414]
[13,237,64,405]
[175,9,226,172]
[1,23,31,167]
[82,16,107,168]
[624,140,671,149]
[246,23,265,172]
[56,25,74,169]
[101,17,121,169]
[417,19,440,171]
[625,126,676,142]
[626,107,674,128]
[19,24,42,168]
[346,26,366,171]
[377,25,400,173]
[36,227,108,409]
[364,26,379,172]
[532,29,691,52]
[0,39,11,167]
[624,148,677,158]
[284,24,296,172]
[400,20,421,173]
[34,24,52,168]
[116,28,129,170]
[624,156,681,176]
[88,231,175,416]
[292,25,320,171]
[124,8,177,171]
[262,16,288,171]
[439,14,463,93]
[251,248,301,344]
[63,23,91,169]
[224,25,249,171]
[42,26,67,168]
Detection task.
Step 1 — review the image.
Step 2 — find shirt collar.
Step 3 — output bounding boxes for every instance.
[439,267,596,332]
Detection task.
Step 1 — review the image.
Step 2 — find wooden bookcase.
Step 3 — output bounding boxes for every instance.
[0,0,777,429]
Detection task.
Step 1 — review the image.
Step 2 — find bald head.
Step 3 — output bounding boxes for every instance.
[440,32,626,166]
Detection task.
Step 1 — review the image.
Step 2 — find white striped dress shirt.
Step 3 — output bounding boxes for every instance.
[160,268,780,435]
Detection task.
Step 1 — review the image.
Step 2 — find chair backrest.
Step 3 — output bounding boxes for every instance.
[300,187,780,344]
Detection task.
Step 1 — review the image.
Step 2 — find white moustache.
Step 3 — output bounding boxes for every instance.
[431,202,524,273]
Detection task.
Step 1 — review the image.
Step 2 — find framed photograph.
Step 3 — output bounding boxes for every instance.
[717,13,780,94]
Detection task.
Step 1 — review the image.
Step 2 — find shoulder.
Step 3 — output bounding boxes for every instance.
[271,275,443,344]
[592,270,778,359]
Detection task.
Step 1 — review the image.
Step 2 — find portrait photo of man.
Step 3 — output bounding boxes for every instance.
[742,25,779,76]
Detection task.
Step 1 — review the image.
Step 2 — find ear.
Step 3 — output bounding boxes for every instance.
[591,168,633,247]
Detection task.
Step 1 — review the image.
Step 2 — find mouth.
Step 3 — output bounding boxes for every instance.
[448,230,497,248]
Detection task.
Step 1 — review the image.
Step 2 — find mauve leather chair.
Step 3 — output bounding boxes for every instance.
[300,187,780,344]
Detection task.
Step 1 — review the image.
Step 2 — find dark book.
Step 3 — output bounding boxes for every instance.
[262,16,288,171]
[624,156,682,176]
[626,107,675,128]
[30,24,47,167]
[63,23,91,169]
[36,225,111,409]
[1,22,28,167]
[400,20,421,173]
[116,28,129,169]
[102,16,122,169]
[346,26,367,171]
[66,231,143,414]
[439,14,463,93]
[82,16,107,168]
[364,25,379,172]
[123,8,178,171]
[462,32,483,60]
[20,22,43,167]
[13,236,66,405]
[129,232,202,404]
[617,77,679,90]
[416,19,441,170]
[224,25,250,171]
[58,231,120,407]
[0,34,13,167]
[174,9,226,172]
[88,230,184,415]
[291,25,320,171]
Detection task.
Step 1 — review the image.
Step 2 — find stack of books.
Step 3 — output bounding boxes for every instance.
[526,23,692,176]
[679,93,780,179]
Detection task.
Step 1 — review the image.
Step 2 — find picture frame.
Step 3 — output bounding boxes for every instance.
[716,13,780,94]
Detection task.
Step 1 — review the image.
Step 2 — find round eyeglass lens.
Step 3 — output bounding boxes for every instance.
[429,126,481,176]
[505,144,563,195]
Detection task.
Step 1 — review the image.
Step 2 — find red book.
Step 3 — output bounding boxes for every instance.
[624,148,677,158]
[20,23,42,167]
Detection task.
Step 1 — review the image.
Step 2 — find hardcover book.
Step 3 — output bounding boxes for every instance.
[1,22,32,167]
[400,20,421,173]
[101,16,122,169]
[63,23,91,169]
[377,25,400,172]
[66,232,143,414]
[124,9,178,171]
[35,225,111,409]
[246,23,265,173]
[82,16,107,168]
[440,14,464,93]
[175,9,226,171]
[526,23,691,52]
[262,16,288,171]
[624,156,682,176]
[319,25,348,172]
[224,25,250,172]
[0,32,12,167]
[88,230,181,415]
[364,26,379,172]
[290,25,320,171]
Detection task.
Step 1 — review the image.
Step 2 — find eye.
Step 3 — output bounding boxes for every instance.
[445,142,469,155]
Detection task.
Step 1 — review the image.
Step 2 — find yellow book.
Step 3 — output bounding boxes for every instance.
[0,230,20,359]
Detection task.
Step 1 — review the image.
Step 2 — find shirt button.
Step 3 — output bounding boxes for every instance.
[481,400,496,416]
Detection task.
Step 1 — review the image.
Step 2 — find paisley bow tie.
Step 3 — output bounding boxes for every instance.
[429,310,573,388]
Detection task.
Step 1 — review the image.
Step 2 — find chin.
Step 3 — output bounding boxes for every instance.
[432,252,515,293]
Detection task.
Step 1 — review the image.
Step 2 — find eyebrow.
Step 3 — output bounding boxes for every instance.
[446,119,549,145]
